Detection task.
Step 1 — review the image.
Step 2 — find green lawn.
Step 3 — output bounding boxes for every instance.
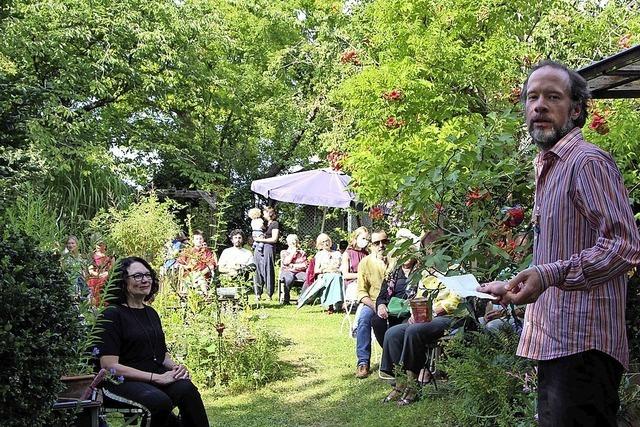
[202,301,458,427]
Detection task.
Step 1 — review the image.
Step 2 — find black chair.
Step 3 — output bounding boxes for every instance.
[277,274,305,303]
[101,388,150,427]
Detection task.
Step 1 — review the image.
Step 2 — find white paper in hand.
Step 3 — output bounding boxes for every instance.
[437,274,496,299]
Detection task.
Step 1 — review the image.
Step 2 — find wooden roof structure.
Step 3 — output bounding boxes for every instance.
[578,44,640,99]
[156,189,217,210]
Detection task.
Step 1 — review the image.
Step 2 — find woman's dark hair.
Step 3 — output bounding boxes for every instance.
[107,256,160,305]
[520,60,591,128]
[263,206,277,221]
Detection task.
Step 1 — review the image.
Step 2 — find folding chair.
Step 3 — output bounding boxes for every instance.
[340,281,359,335]
[420,333,456,391]
[277,274,305,303]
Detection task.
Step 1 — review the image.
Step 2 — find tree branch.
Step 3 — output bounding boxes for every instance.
[259,99,322,179]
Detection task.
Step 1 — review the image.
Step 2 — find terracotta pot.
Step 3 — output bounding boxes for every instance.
[59,374,95,400]
[410,297,432,323]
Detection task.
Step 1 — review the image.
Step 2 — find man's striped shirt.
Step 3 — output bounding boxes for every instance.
[518,127,640,369]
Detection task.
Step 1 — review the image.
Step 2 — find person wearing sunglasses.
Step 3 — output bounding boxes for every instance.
[96,257,209,427]
[354,230,392,379]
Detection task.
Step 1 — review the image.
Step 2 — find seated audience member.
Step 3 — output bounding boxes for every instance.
[340,227,369,304]
[162,232,188,274]
[479,303,524,334]
[372,254,418,347]
[314,233,344,313]
[87,240,114,306]
[218,229,255,279]
[380,274,461,406]
[354,230,391,379]
[61,235,89,301]
[96,257,209,427]
[177,230,217,292]
[279,234,308,304]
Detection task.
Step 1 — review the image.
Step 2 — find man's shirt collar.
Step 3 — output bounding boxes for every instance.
[545,127,582,161]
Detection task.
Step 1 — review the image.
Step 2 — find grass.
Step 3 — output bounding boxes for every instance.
[201,300,458,427]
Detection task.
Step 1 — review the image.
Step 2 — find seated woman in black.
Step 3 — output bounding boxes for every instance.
[371,257,417,346]
[96,256,209,427]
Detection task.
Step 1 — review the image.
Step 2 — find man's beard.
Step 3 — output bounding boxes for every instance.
[529,119,575,151]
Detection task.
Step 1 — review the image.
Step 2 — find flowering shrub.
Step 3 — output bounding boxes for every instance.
[153,287,285,392]
[441,329,537,426]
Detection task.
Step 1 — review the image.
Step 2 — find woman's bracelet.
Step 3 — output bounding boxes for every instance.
[150,372,154,383]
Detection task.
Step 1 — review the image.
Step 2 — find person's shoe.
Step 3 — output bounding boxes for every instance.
[397,388,419,406]
[382,386,404,403]
[355,363,370,379]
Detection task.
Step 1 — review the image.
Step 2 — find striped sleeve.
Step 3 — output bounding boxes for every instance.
[538,158,640,291]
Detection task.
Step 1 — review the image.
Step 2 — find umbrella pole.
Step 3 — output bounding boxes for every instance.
[320,206,327,233]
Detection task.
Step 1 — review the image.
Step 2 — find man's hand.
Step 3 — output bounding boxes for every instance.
[478,268,544,305]
[478,281,509,305]
[504,267,544,304]
[377,304,388,319]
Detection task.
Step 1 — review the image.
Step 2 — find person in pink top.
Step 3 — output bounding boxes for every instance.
[279,234,308,304]
[340,226,370,295]
[481,61,640,426]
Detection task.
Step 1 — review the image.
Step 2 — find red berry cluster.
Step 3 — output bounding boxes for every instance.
[589,112,609,135]
[509,86,522,104]
[619,34,632,49]
[465,189,490,207]
[340,50,361,65]
[496,239,518,254]
[503,206,525,228]
[382,89,404,101]
[385,116,406,129]
[327,150,346,171]
[369,206,384,220]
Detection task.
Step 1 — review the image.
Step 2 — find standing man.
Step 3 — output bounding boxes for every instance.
[218,229,255,278]
[481,61,640,426]
[354,230,391,378]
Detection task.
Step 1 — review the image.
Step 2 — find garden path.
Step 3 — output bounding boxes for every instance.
[202,301,455,427]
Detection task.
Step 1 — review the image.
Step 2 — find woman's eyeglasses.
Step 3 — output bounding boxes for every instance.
[127,273,153,282]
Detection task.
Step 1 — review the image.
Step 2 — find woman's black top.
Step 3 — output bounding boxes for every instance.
[376,266,416,308]
[264,220,280,244]
[97,305,168,374]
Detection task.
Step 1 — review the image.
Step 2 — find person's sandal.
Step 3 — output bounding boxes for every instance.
[397,388,419,406]
[382,386,404,403]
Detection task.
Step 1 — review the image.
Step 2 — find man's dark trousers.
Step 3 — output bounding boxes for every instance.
[537,349,623,427]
